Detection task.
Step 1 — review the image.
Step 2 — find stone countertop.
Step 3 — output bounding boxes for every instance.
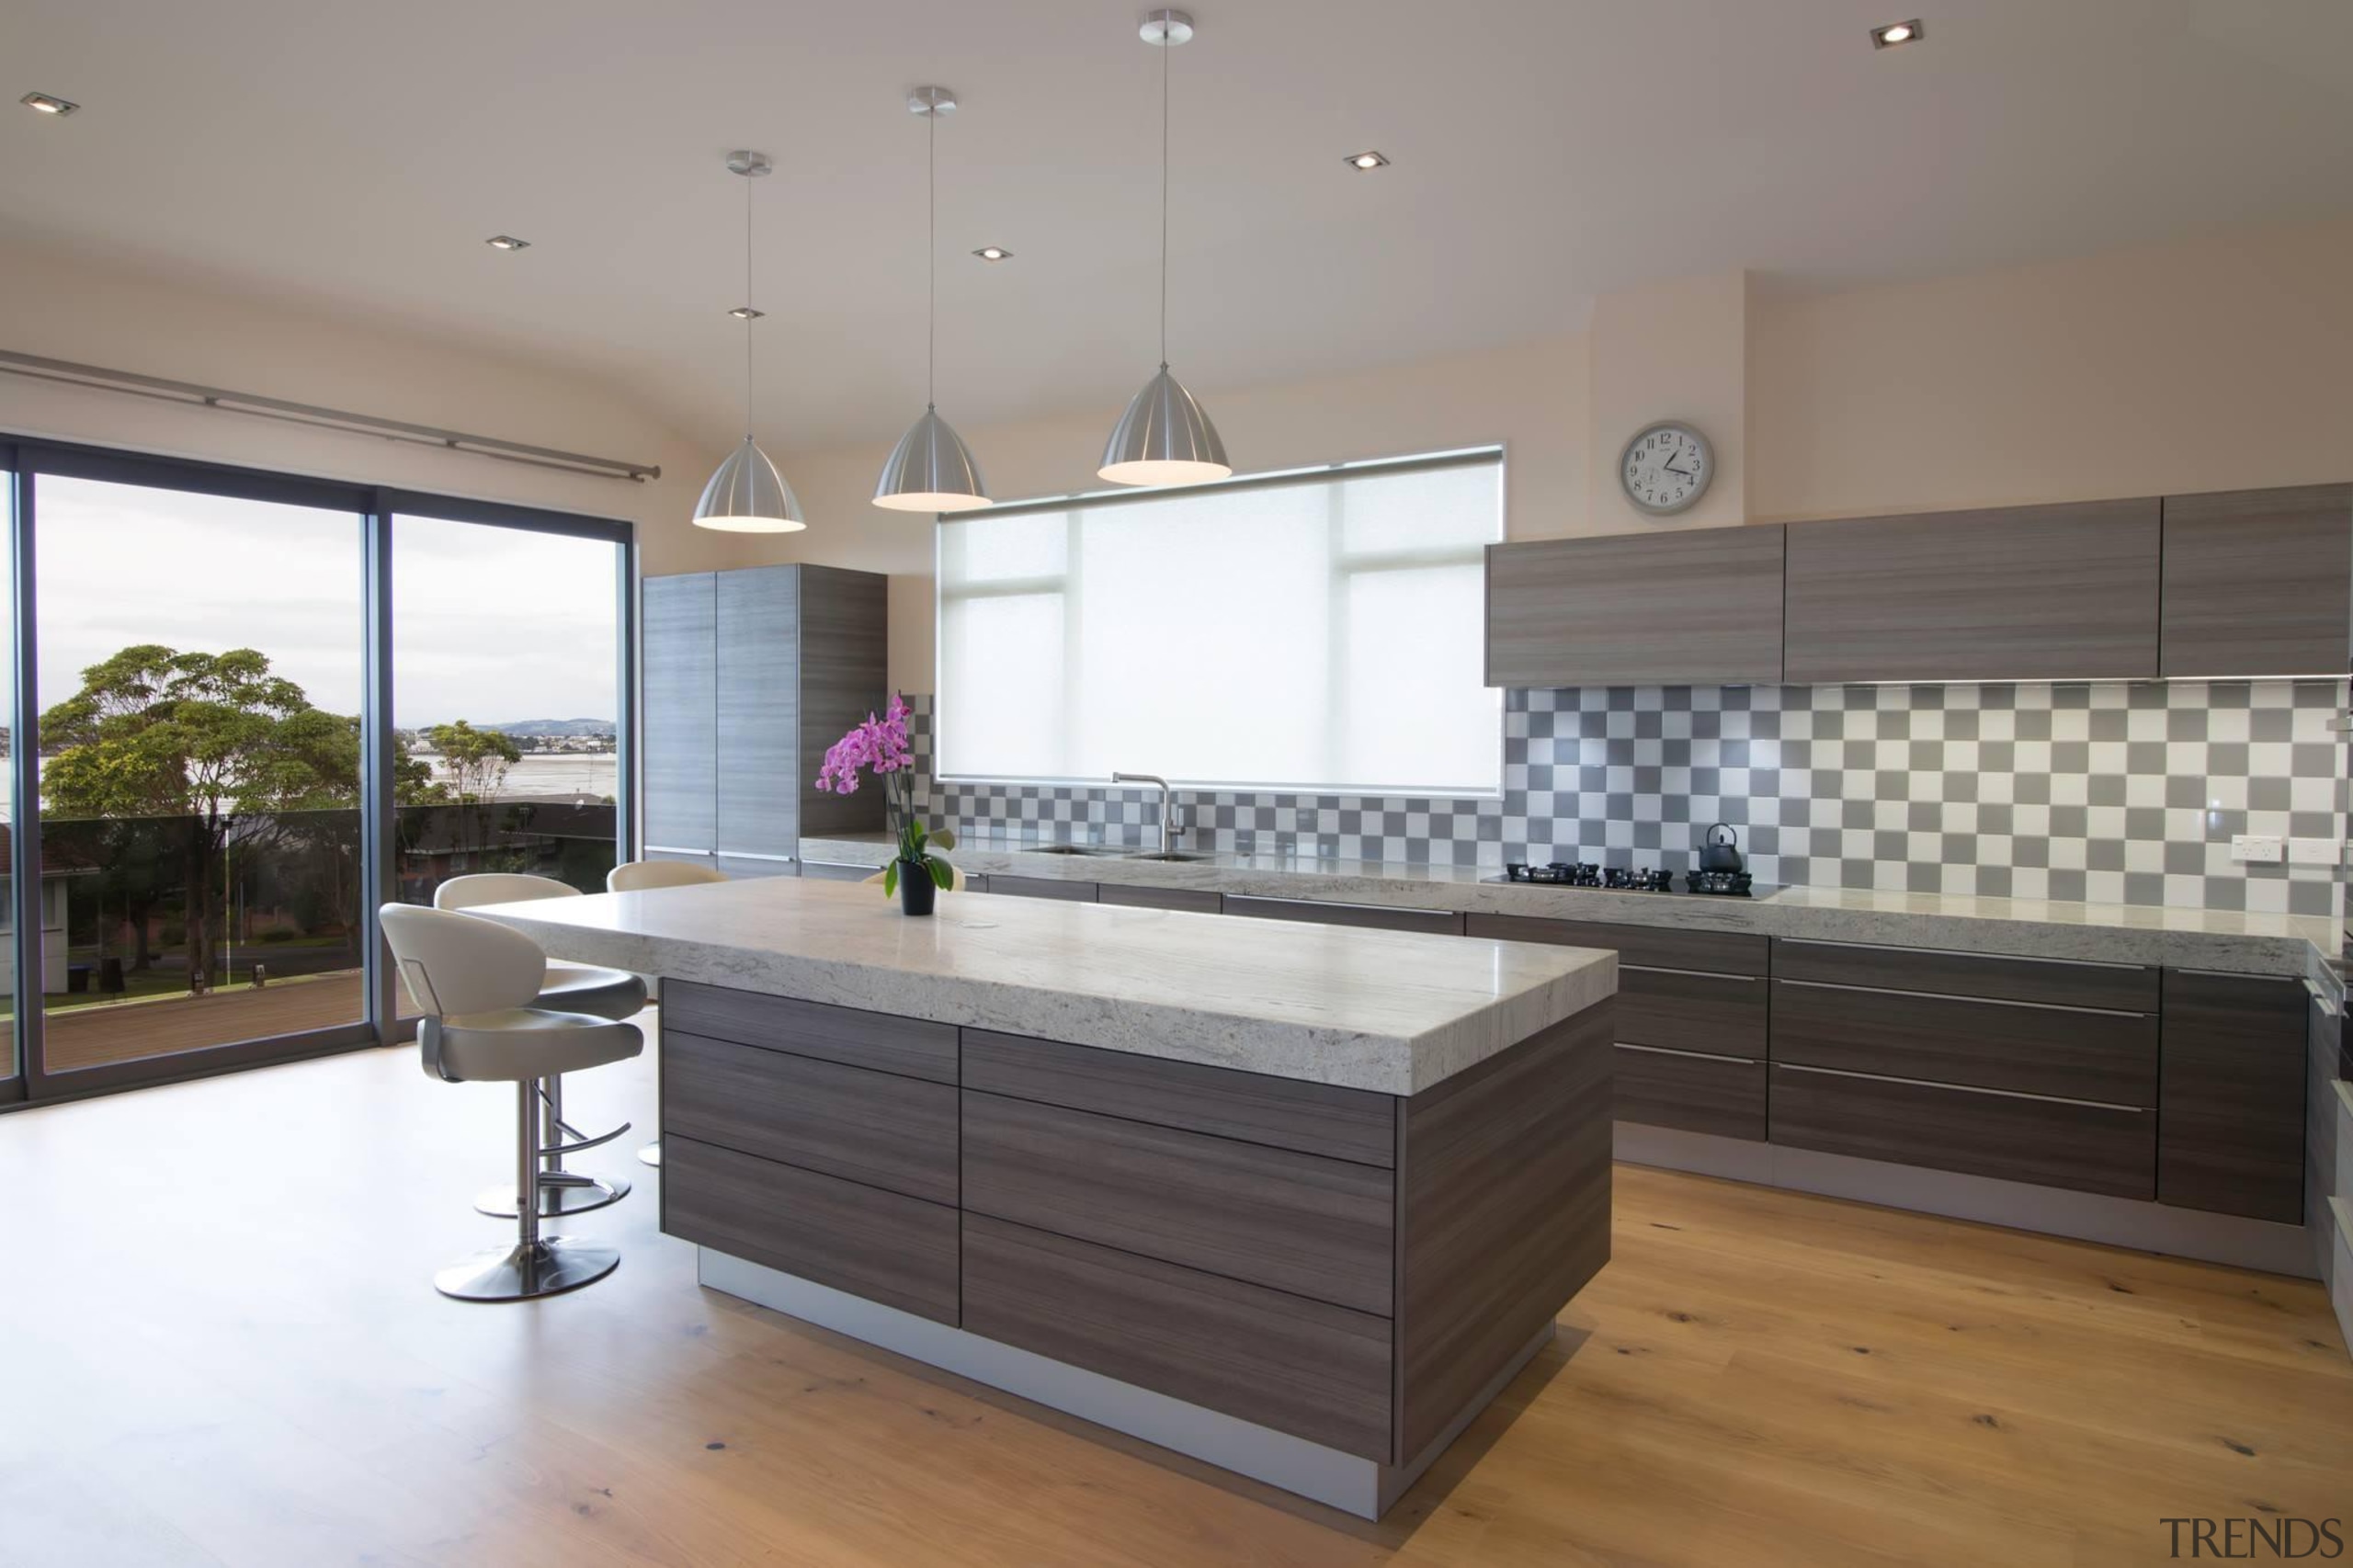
[801,833,2342,991]
[466,876,1615,1096]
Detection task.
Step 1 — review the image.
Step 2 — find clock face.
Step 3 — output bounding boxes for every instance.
[1620,423,1712,515]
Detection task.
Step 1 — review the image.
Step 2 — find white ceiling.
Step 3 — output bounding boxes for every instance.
[5,0,2351,454]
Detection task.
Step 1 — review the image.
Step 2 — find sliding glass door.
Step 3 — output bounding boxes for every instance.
[0,443,631,1100]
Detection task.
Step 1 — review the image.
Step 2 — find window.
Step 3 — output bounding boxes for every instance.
[937,450,1502,795]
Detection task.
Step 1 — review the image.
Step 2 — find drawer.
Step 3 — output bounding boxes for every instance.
[1466,913,1768,977]
[1772,937,2157,1013]
[2159,970,2306,1223]
[961,1214,1392,1460]
[1098,882,1223,915]
[983,874,1098,902]
[964,1029,1395,1167]
[800,859,878,883]
[1770,978,2158,1107]
[662,981,957,1085]
[1614,1044,1768,1141]
[662,1135,961,1324]
[961,1089,1395,1316]
[1769,1063,2154,1199]
[1224,894,1465,936]
[1620,965,1768,1057]
[664,1030,959,1205]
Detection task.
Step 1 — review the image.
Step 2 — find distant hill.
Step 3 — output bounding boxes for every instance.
[482,719,616,738]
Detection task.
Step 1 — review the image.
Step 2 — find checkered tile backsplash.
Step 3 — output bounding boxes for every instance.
[903,680,2347,916]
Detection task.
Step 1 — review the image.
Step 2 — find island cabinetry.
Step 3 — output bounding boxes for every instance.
[2159,971,2307,1223]
[1468,913,1768,1141]
[1767,937,2160,1198]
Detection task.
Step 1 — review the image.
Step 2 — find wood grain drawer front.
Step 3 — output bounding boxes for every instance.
[1620,966,1768,1057]
[1465,912,1768,977]
[1770,979,2157,1108]
[1770,1064,2155,1199]
[2160,485,2353,677]
[961,1090,1396,1316]
[963,1029,1396,1168]
[662,981,957,1085]
[961,1215,1392,1460]
[1484,529,1786,688]
[1224,895,1465,935]
[1782,499,2162,683]
[2159,971,2307,1224]
[981,874,1098,902]
[664,1031,959,1205]
[662,1135,961,1325]
[1614,1044,1768,1141]
[1772,937,2157,1013]
[1097,882,1224,915]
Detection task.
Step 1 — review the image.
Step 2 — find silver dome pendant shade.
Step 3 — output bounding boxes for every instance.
[695,150,806,533]
[874,87,991,513]
[1099,10,1230,487]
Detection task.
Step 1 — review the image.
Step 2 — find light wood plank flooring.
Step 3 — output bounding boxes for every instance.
[1,1024,2346,1567]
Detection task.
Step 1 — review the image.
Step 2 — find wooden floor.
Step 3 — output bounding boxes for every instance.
[37,970,366,1072]
[1,1026,2347,1568]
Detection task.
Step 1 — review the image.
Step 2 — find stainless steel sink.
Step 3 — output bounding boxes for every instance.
[1123,851,1213,862]
[1025,844,1117,856]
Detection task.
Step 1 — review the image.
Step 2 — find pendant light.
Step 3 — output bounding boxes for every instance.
[1098,8,1230,487]
[694,149,806,533]
[874,86,992,513]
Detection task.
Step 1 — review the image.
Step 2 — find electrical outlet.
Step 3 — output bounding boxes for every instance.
[2288,836,2345,867]
[2231,834,2285,865]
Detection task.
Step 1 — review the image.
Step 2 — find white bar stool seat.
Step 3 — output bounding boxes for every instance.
[382,904,644,1301]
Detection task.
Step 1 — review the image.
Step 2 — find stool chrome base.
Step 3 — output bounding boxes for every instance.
[473,1171,630,1220]
[637,1141,661,1168]
[434,1237,620,1302]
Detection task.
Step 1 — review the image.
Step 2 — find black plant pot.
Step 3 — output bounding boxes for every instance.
[897,860,937,916]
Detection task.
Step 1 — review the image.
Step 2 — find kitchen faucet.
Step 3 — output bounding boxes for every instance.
[1112,771,1186,855]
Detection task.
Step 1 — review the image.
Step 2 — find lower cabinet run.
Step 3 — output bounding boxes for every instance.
[657,978,1614,1505]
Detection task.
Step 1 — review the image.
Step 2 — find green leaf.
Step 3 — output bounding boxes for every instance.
[882,860,899,899]
[930,825,957,851]
[927,857,953,890]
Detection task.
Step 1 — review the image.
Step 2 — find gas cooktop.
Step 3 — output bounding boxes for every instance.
[1490,862,1755,898]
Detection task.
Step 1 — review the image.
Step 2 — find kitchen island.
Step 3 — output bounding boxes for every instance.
[470,876,1618,1519]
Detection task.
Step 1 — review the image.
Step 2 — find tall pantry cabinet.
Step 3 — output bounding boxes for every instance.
[641,565,888,874]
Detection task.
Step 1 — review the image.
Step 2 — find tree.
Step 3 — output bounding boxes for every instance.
[426,721,520,804]
[40,645,442,993]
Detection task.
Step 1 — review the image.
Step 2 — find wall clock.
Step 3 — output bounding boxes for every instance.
[1620,421,1713,516]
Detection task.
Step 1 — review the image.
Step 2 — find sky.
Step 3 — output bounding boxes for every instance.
[23,477,620,728]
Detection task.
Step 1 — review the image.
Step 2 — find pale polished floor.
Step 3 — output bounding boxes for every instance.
[1,1023,2347,1568]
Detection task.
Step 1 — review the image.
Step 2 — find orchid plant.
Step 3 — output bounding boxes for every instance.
[813,693,955,899]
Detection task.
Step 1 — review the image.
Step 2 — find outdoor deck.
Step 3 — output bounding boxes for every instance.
[32,971,369,1073]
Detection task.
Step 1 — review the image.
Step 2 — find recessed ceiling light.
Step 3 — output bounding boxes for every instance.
[484,234,530,251]
[728,305,766,320]
[1869,18,1923,48]
[972,246,1012,262]
[1345,150,1390,171]
[20,92,78,116]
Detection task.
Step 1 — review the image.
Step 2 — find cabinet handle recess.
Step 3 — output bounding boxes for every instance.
[1620,963,1761,983]
[1773,976,2147,1019]
[1616,1041,1760,1066]
[1770,1061,2144,1113]
[1775,937,2147,972]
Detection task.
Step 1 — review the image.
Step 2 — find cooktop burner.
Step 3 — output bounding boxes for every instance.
[1495,863,1754,897]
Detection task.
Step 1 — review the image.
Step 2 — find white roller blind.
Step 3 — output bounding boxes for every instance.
[937,451,1502,795]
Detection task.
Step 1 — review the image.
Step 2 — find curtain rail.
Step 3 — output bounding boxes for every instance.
[0,349,660,483]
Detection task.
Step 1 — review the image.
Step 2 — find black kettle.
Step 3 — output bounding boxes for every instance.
[1699,823,1744,873]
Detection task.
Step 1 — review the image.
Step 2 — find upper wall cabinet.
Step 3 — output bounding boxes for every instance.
[1782,499,2162,684]
[2159,484,2353,678]
[1485,527,1785,688]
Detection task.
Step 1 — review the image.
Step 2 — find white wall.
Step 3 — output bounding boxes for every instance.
[0,232,745,574]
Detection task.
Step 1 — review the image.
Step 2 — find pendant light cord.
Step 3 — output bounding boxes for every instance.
[927,101,938,409]
[1158,23,1170,369]
[743,171,756,440]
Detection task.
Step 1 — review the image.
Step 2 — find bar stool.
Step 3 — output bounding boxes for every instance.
[433,874,647,1219]
[381,904,643,1301]
[606,858,731,1167]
